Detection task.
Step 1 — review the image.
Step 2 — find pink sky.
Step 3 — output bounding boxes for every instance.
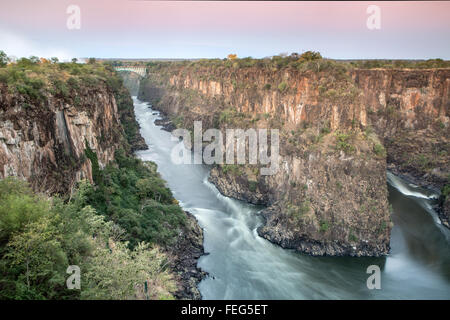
[1,1,449,59]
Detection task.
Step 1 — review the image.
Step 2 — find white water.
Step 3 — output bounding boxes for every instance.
[387,171,436,200]
[133,97,450,300]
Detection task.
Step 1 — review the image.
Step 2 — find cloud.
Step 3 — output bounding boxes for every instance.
[0,28,75,61]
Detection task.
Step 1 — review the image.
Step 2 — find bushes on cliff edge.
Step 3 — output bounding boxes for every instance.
[0,53,132,111]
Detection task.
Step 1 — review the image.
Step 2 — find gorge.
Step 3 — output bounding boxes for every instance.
[132,96,450,299]
[137,59,449,257]
[0,55,449,299]
[129,57,449,298]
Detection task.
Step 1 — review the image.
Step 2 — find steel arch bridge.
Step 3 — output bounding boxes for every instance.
[114,66,147,77]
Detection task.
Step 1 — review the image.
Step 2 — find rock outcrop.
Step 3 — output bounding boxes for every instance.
[167,211,206,300]
[138,62,449,255]
[0,82,125,194]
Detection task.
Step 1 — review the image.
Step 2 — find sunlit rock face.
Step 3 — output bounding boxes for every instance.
[0,83,124,194]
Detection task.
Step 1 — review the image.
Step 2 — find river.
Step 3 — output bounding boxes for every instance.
[133,97,450,300]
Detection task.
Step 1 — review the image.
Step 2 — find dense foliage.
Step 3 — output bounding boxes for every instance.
[82,147,186,248]
[0,54,115,106]
[0,177,176,300]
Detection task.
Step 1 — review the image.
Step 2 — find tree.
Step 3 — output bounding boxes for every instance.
[72,58,78,63]
[50,57,59,64]
[0,50,8,67]
[298,51,322,62]
[88,57,96,64]
[81,241,176,300]
[5,217,68,298]
[29,56,40,64]
[0,181,50,244]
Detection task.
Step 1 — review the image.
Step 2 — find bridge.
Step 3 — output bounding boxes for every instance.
[114,66,147,77]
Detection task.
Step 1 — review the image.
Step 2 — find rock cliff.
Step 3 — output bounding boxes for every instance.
[0,82,126,194]
[353,69,450,227]
[138,61,449,255]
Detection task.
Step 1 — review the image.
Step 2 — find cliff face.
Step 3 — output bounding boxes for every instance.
[353,69,449,186]
[139,62,449,253]
[0,83,126,194]
[139,63,431,256]
[353,69,450,226]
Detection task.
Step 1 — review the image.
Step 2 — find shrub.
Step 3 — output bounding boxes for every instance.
[67,77,80,90]
[335,132,355,154]
[0,177,177,300]
[84,140,101,184]
[441,184,450,200]
[348,232,358,242]
[278,81,288,93]
[52,79,69,98]
[320,126,331,135]
[248,180,258,192]
[287,200,311,222]
[319,220,329,232]
[82,149,186,248]
[373,143,386,157]
[221,164,242,175]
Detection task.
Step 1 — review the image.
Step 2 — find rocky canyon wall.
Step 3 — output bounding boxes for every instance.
[140,63,449,256]
[0,75,144,195]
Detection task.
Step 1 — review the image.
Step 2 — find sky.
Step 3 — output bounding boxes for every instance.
[1,1,449,61]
